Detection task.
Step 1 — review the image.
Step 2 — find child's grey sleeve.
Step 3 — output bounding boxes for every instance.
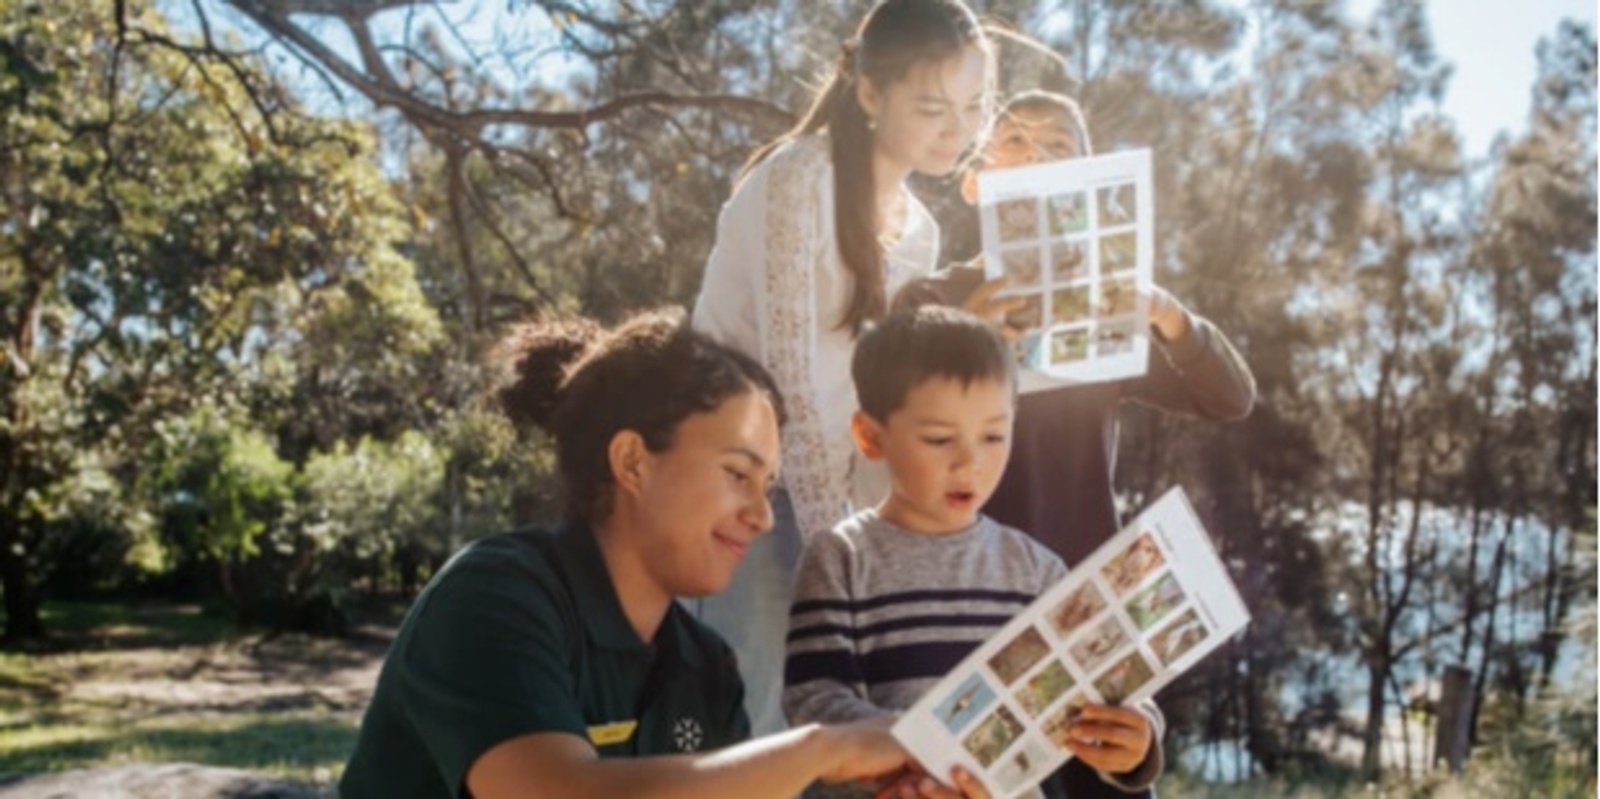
[781,529,892,725]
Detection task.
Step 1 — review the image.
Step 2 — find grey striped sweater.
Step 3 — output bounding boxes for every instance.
[783,509,1163,797]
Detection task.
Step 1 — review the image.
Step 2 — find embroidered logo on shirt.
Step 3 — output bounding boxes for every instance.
[586,720,638,747]
[672,717,703,752]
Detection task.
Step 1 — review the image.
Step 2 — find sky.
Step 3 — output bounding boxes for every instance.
[1384,0,1595,159]
[171,0,1594,162]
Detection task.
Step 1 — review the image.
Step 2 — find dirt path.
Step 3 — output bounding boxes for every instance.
[4,626,391,727]
[54,628,390,723]
[0,610,396,787]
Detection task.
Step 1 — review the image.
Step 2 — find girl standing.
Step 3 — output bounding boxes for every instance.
[692,0,995,737]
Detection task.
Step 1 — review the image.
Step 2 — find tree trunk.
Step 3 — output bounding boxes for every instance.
[1433,664,1474,774]
[1361,651,1389,779]
[0,515,44,641]
[1243,656,1281,773]
[1,270,47,641]
[1469,514,1515,743]
[1534,523,1569,691]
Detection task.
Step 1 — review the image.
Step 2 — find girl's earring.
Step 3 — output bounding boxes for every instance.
[867,116,878,132]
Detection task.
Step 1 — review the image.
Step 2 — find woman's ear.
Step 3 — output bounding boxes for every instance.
[851,411,887,461]
[608,429,652,499]
[855,75,882,126]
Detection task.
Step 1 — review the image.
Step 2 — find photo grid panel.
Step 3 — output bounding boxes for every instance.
[991,734,1058,797]
[1035,528,1172,706]
[1098,526,1217,683]
[997,193,1046,340]
[1044,186,1100,370]
[1043,180,1142,370]
[978,624,1095,793]
[1147,606,1211,668]
[932,672,999,737]
[1041,691,1091,751]
[976,150,1155,385]
[890,487,1253,799]
[962,704,1025,769]
[1086,182,1140,362]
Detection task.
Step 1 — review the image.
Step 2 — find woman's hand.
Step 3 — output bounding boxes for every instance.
[873,764,991,799]
[814,716,911,785]
[1062,704,1153,775]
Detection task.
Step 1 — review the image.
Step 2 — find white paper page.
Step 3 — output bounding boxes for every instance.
[976,149,1155,391]
[890,487,1250,798]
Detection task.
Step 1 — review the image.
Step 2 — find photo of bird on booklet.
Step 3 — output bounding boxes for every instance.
[891,487,1250,799]
[976,149,1155,387]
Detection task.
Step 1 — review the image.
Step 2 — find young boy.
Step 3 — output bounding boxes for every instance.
[783,307,1163,799]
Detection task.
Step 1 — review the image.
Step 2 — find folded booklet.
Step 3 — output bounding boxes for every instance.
[890,487,1250,798]
[976,149,1155,389]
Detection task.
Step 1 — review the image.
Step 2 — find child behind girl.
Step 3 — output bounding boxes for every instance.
[691,0,995,738]
[954,91,1255,571]
[784,307,1163,799]
[896,89,1254,799]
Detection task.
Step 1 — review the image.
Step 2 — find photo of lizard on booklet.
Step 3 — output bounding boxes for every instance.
[891,487,1251,798]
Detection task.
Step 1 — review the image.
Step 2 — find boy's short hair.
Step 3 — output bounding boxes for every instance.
[852,306,1015,421]
[1001,89,1094,158]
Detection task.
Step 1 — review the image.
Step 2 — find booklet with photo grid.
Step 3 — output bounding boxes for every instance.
[889,487,1250,799]
[976,149,1154,391]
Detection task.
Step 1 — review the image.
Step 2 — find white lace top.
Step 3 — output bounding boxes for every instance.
[692,133,940,541]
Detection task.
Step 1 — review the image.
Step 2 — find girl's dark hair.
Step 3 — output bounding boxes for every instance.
[1002,89,1094,157]
[852,305,1014,422]
[743,0,990,337]
[494,307,787,526]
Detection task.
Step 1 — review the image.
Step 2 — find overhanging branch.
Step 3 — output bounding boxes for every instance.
[224,0,793,139]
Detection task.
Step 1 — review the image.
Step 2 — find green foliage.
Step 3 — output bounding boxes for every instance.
[1468,528,1597,797]
[0,0,444,638]
[148,407,296,567]
[301,431,441,561]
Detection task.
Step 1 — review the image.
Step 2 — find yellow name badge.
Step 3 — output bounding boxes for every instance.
[586,720,639,747]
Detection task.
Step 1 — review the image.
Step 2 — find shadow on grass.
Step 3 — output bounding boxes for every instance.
[0,715,357,778]
[0,602,239,655]
[0,669,59,709]
[6,600,405,657]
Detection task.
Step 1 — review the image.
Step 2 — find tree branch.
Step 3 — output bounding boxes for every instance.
[225,0,794,138]
[459,151,560,307]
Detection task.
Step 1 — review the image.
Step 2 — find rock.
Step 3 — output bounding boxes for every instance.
[0,763,328,798]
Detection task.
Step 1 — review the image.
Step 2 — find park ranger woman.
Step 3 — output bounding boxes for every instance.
[339,309,919,799]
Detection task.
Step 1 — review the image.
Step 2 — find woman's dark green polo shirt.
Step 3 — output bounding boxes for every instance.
[340,525,750,798]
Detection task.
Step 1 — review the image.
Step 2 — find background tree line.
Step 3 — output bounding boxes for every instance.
[0,0,1592,788]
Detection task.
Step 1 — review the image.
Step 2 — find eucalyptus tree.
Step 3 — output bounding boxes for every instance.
[0,0,436,638]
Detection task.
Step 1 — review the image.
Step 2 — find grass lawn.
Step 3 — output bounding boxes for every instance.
[2,603,1585,797]
[0,600,390,786]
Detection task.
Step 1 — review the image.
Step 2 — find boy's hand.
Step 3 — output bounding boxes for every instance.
[1063,704,1153,775]
[962,277,1024,340]
[1146,285,1192,343]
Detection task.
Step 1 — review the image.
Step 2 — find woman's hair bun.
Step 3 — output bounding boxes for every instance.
[493,316,604,435]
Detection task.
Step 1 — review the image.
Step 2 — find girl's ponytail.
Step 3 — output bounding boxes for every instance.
[743,0,989,336]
